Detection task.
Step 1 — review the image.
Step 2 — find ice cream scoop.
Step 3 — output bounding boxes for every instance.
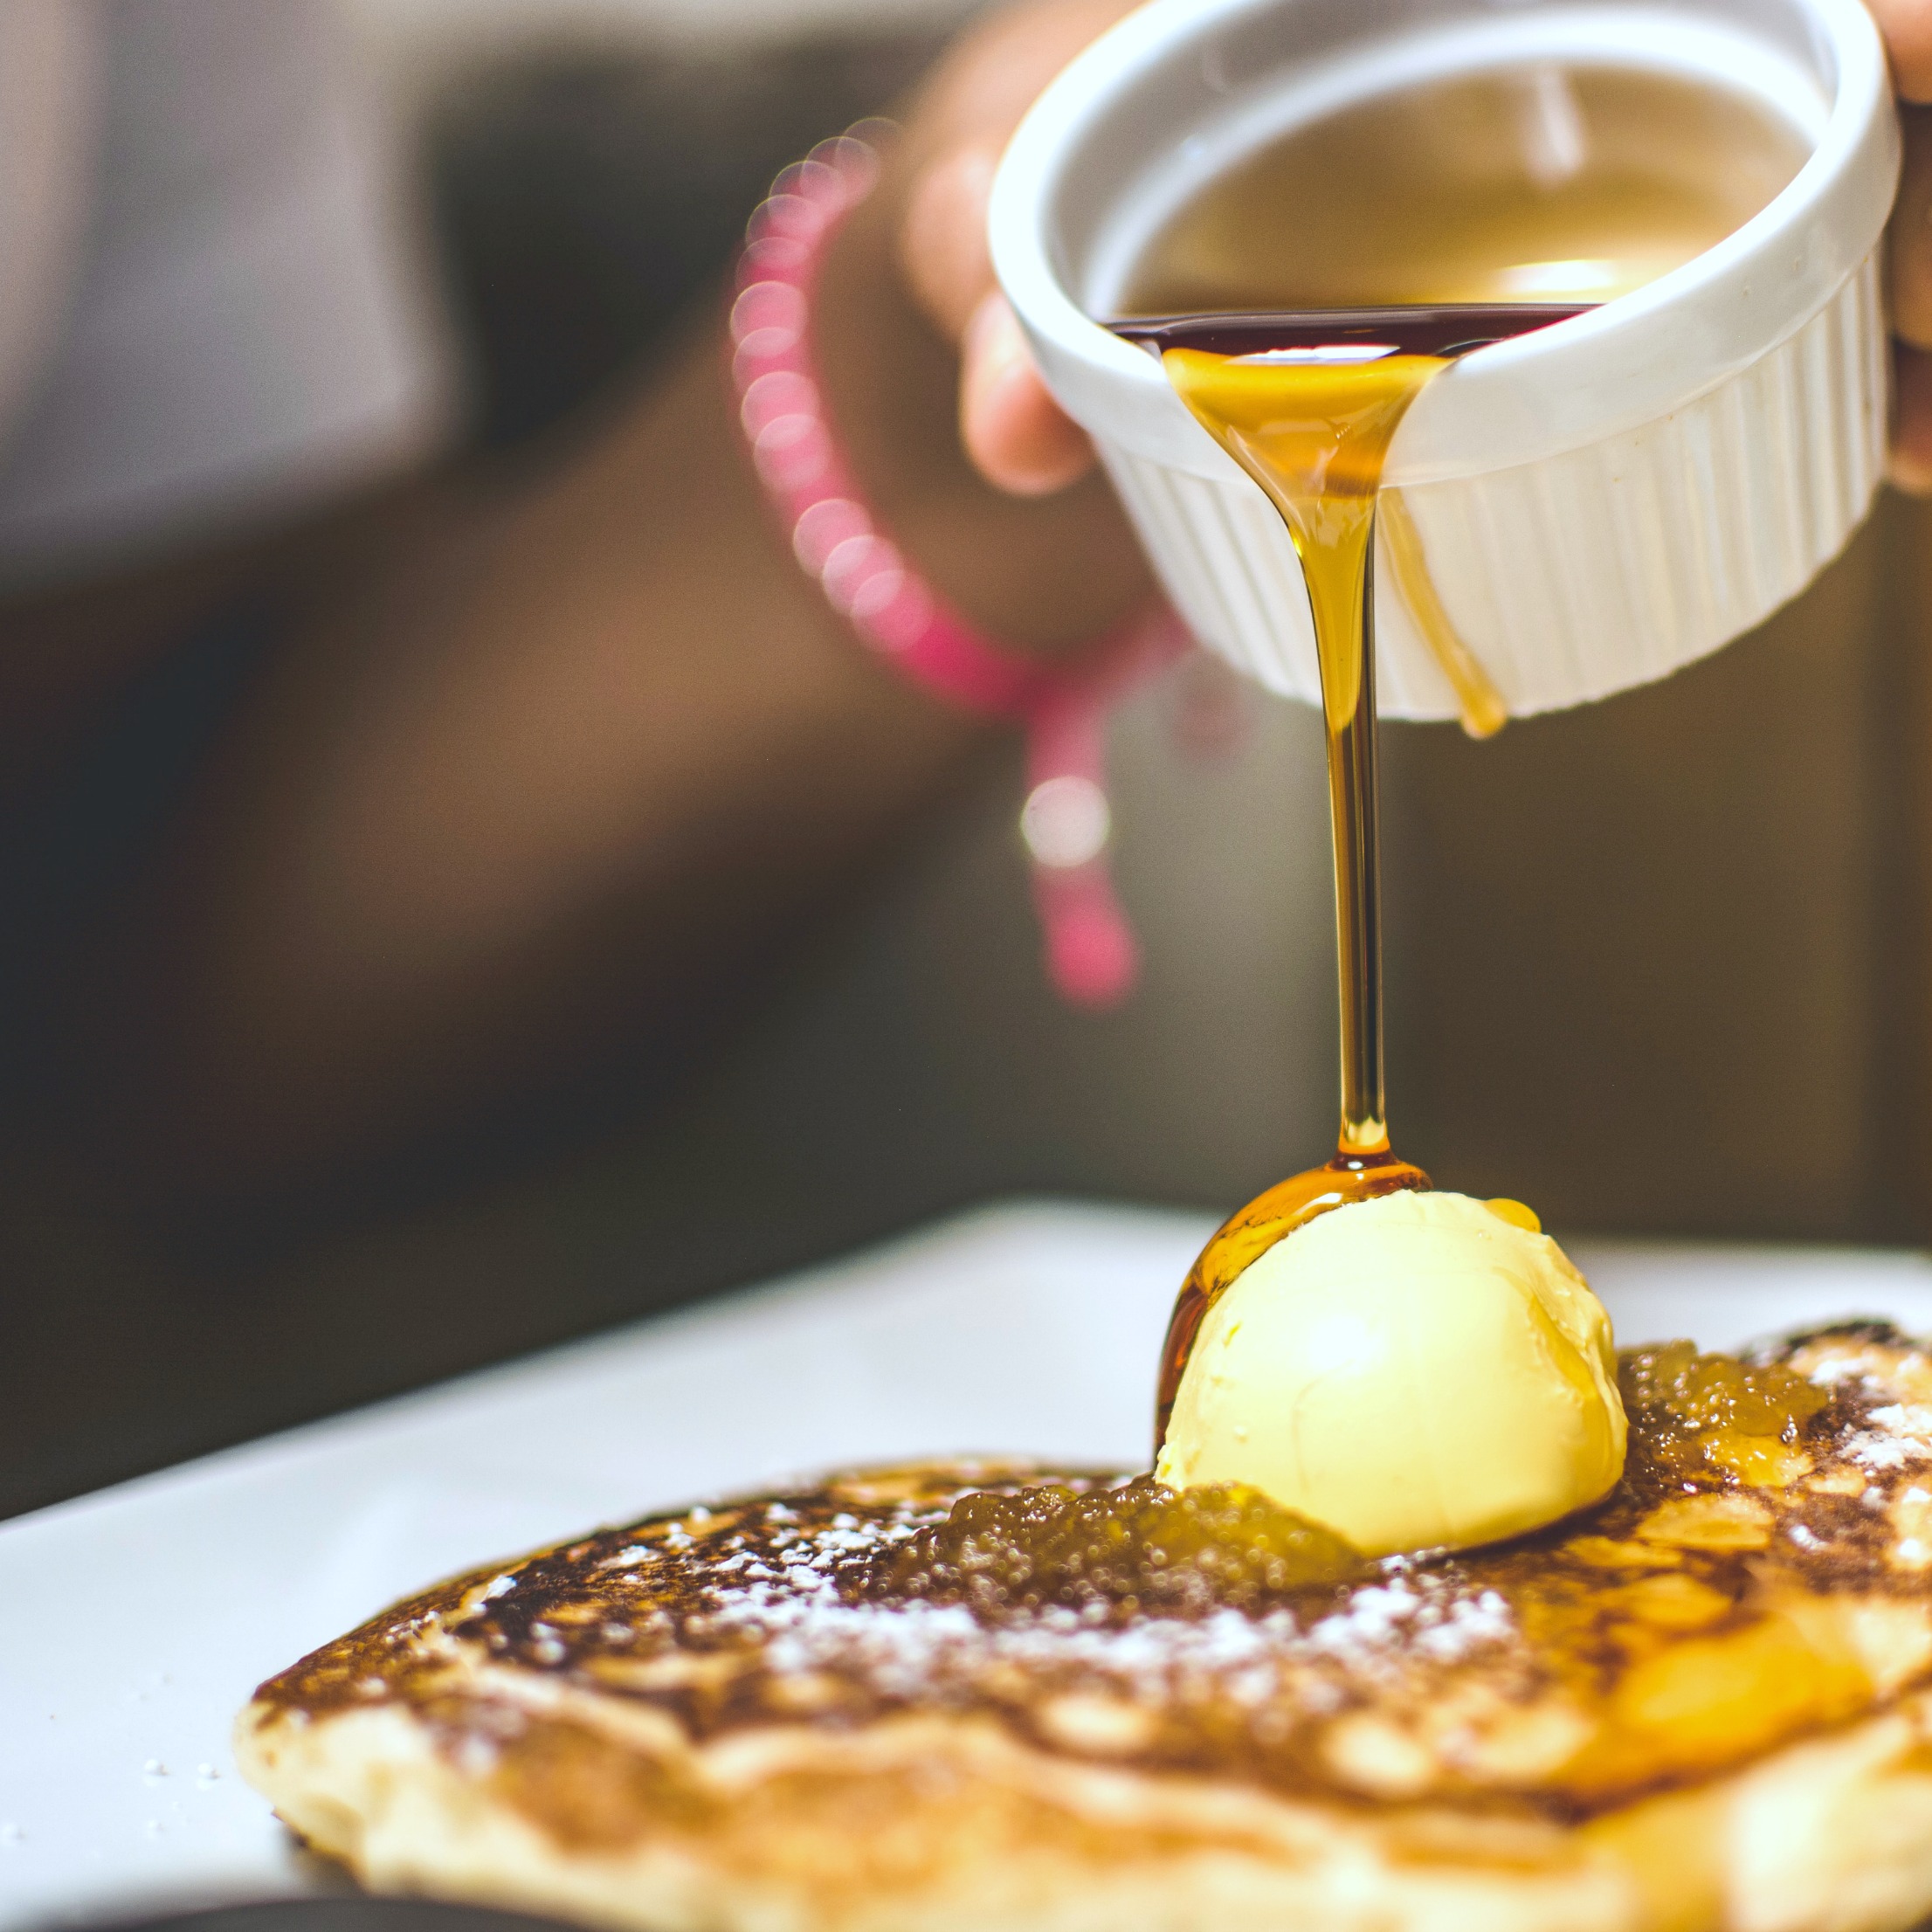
[1155,1190,1626,1556]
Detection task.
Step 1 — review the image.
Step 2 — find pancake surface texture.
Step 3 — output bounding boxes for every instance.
[239,1326,1932,1932]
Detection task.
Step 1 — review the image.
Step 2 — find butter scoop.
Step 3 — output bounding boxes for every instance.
[1155,1190,1626,1556]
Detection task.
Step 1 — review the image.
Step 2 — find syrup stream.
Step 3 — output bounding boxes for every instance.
[1113,305,1591,1449]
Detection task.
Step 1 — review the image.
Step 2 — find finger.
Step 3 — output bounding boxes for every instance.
[960,293,1096,496]
[1866,0,1932,100]
[899,141,999,341]
[904,0,1146,169]
[896,0,1139,348]
[893,0,1140,497]
[1893,342,1932,492]
[1894,108,1932,347]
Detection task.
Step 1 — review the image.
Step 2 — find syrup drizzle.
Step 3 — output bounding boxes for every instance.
[1114,305,1591,1449]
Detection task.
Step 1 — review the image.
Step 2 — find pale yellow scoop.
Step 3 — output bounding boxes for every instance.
[1156,1190,1626,1556]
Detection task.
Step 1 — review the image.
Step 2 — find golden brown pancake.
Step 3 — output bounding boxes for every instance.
[238,1325,1932,1932]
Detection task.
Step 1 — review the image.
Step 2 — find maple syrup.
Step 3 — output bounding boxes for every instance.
[873,1473,1370,1614]
[1118,65,1808,318]
[1112,61,1808,738]
[1117,312,1577,1446]
[1114,60,1808,1455]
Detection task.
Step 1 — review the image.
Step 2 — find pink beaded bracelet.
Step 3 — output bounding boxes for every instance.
[728,124,1187,1008]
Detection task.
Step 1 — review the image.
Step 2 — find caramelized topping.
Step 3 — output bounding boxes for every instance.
[871,1477,1369,1618]
[1620,1342,1832,1490]
[1622,1342,1830,1439]
[251,1327,1932,1825]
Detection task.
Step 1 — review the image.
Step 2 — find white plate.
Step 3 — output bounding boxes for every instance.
[4,1200,1931,1930]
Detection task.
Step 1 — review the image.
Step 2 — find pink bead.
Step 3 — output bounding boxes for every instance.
[730,281,805,345]
[846,564,906,625]
[853,575,935,652]
[820,533,896,613]
[749,192,825,247]
[845,117,900,156]
[753,415,831,492]
[789,459,860,520]
[775,159,844,210]
[1019,775,1111,867]
[808,136,879,197]
[791,496,870,575]
[740,369,818,438]
[731,334,802,389]
[737,236,807,286]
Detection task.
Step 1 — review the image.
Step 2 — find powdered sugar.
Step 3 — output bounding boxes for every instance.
[628,1504,1521,1719]
[1846,1432,1918,1471]
[1844,1405,1932,1473]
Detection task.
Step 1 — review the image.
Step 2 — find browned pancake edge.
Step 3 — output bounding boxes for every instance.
[236,1327,1932,1932]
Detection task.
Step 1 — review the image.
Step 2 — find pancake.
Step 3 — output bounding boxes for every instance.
[238,1325,1932,1932]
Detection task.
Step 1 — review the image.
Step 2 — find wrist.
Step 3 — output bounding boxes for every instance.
[728,132,1187,1011]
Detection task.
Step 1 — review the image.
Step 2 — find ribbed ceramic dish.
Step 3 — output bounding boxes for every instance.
[990,0,1899,720]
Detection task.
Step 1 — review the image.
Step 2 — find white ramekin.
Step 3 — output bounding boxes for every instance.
[990,0,1899,720]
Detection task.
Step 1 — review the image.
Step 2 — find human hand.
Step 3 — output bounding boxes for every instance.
[905,0,1932,499]
[893,0,1137,498]
[808,0,1152,655]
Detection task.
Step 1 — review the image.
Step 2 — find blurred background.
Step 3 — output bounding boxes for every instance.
[3,0,1926,1521]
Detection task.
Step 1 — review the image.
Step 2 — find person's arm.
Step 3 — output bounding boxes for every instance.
[57,2,1152,1198]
